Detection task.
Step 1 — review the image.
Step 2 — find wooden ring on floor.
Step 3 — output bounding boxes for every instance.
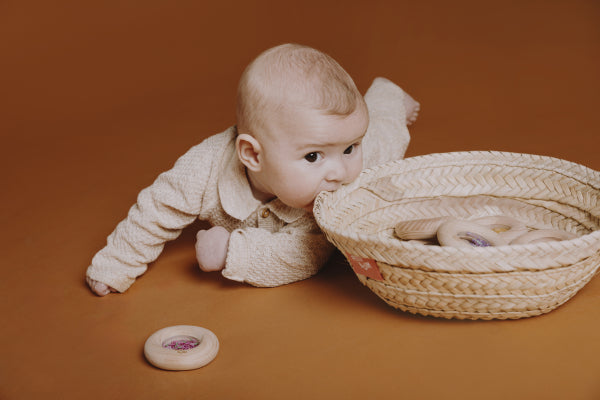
[472,215,528,242]
[437,219,508,248]
[144,325,219,371]
[394,216,451,240]
[510,229,577,245]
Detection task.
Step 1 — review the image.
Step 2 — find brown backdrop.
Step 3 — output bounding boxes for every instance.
[1,1,599,399]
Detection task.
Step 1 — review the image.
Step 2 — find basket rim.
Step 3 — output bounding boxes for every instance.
[349,150,600,191]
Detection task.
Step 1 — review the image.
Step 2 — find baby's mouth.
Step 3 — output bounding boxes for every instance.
[303,201,315,213]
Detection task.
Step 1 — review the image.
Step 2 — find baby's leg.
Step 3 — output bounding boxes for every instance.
[403,92,420,125]
[86,277,117,296]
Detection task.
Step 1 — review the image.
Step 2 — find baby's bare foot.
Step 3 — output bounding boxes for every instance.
[403,92,420,125]
[86,277,117,296]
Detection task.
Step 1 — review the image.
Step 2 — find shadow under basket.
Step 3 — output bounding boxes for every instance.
[314,151,600,320]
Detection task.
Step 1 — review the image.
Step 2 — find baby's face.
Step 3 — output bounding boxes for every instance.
[250,105,368,211]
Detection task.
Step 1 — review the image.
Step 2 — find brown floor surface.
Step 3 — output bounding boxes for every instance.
[1,1,600,399]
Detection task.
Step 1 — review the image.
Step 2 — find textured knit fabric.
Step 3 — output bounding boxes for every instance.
[362,77,415,169]
[86,77,417,291]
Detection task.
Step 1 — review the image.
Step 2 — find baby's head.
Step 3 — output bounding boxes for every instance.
[235,44,369,212]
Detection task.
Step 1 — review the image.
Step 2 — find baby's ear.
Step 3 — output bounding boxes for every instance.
[236,133,262,172]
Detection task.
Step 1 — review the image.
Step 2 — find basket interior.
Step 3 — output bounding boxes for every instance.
[342,194,598,241]
[318,152,600,241]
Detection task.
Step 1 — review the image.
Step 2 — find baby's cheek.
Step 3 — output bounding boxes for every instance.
[282,181,313,205]
[350,151,363,176]
[349,162,362,181]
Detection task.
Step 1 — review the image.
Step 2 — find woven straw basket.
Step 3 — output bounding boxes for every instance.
[314,151,600,320]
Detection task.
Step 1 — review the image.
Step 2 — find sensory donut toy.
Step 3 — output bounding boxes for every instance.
[436,219,508,247]
[473,215,528,243]
[144,325,219,371]
[314,151,600,320]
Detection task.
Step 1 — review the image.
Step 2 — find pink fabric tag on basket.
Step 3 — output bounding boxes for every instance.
[346,254,384,281]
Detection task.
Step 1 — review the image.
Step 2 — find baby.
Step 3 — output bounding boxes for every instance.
[86,43,419,296]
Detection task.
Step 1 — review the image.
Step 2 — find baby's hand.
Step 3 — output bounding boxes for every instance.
[195,226,230,272]
[86,277,117,296]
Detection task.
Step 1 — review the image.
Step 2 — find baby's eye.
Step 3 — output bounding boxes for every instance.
[344,144,358,155]
[304,152,320,163]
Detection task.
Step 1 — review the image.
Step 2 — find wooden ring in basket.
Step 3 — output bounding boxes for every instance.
[510,229,577,245]
[394,216,451,240]
[144,325,219,371]
[472,215,528,242]
[437,219,509,248]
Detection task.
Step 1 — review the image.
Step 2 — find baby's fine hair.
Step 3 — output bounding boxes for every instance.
[236,43,364,134]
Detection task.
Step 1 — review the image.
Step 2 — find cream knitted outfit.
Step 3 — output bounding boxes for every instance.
[86,77,416,291]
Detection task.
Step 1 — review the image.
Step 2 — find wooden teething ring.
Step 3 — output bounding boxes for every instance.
[144,325,219,371]
[472,215,528,242]
[510,229,577,245]
[437,219,509,248]
[394,216,451,240]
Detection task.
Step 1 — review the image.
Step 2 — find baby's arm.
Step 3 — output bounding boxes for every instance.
[220,217,335,287]
[86,142,213,294]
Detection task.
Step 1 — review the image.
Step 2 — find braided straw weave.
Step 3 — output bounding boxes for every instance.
[314,151,600,320]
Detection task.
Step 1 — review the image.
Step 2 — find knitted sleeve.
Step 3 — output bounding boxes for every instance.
[362,77,420,169]
[86,140,217,293]
[222,217,335,287]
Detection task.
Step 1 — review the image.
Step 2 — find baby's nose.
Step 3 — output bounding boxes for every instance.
[325,159,348,183]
